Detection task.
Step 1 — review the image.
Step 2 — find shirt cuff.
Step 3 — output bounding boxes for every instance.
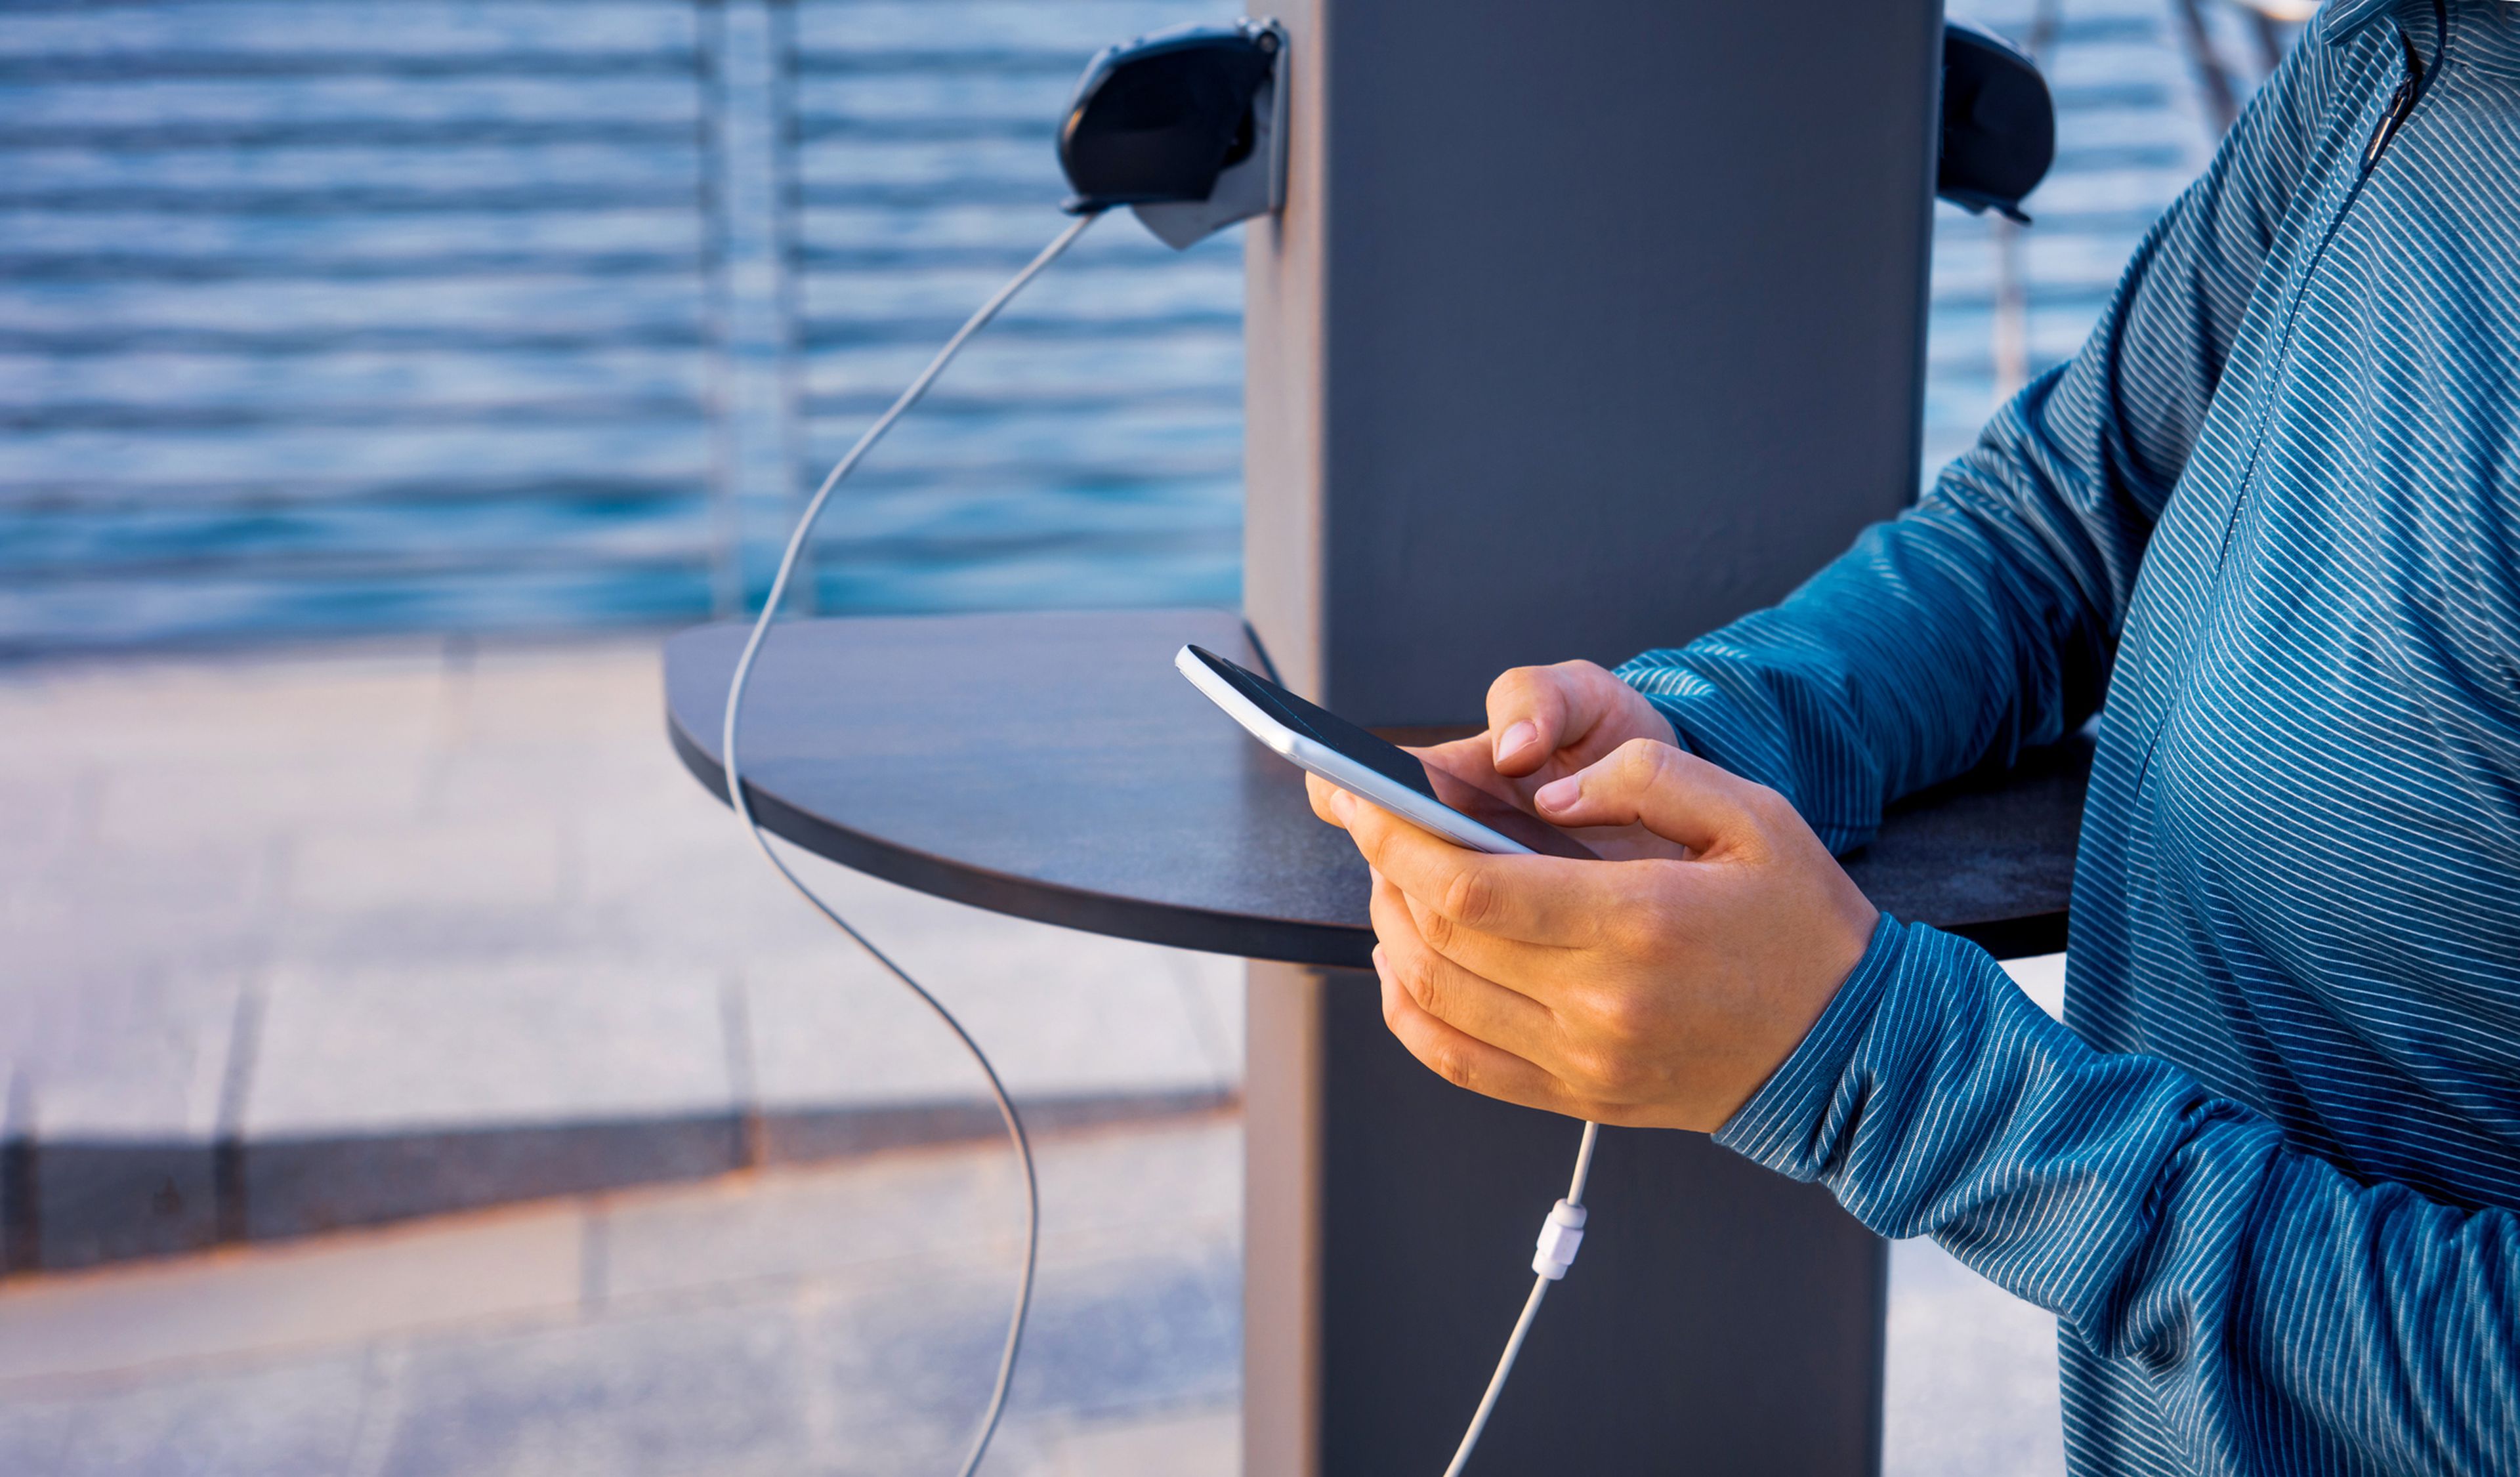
[1712,911,1908,1180]
[1611,661,1740,769]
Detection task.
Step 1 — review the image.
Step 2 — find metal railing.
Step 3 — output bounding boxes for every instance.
[0,0,1242,654]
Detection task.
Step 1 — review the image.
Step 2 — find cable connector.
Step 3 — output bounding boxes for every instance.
[1530,1199,1588,1280]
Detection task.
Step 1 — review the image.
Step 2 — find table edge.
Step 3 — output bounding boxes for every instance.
[666,706,1379,969]
[663,612,2074,967]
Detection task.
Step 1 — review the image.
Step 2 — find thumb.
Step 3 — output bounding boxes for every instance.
[1485,661,1599,776]
[1531,739,1763,854]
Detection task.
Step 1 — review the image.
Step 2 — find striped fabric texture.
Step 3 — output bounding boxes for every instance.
[1616,2,2520,1472]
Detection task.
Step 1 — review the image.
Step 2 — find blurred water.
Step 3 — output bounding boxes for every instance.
[0,0,2278,655]
[0,0,1242,653]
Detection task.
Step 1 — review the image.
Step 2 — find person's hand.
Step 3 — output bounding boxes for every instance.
[1324,739,1880,1132]
[1310,659,1683,861]
[1411,659,1679,811]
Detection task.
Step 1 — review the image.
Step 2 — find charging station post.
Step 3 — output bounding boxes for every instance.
[1241,1,1946,1471]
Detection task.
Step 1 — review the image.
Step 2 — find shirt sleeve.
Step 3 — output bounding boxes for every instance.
[1723,917,2520,1474]
[1616,37,2323,853]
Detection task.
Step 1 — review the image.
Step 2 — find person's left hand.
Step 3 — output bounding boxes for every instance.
[1316,738,1880,1132]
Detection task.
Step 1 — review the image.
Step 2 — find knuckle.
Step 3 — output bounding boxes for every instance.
[1566,1045,1629,1099]
[1394,947,1446,1013]
[1424,1041,1477,1089]
[1584,986,1650,1045]
[1556,1018,1627,1092]
[1744,783,1798,831]
[1612,873,1685,947]
[1608,738,1669,790]
[1489,665,1569,728]
[1440,865,1496,930]
[1576,1027,1654,1098]
[1486,665,1543,707]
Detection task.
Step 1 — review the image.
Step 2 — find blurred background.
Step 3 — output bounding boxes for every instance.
[0,0,2298,1472]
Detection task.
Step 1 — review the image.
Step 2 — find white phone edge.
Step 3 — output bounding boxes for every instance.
[1173,644,1533,856]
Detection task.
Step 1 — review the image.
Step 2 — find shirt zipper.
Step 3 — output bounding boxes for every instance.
[2365,1,2445,173]
[2365,54,2422,170]
[2126,8,2445,801]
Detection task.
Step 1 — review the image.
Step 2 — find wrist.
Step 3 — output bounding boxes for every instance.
[1713,912,1906,1165]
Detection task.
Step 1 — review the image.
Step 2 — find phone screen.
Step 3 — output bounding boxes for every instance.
[1185,646,1597,860]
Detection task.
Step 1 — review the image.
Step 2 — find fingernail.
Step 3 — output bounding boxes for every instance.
[1330,788,1354,822]
[1371,944,1389,979]
[1536,775,1582,811]
[1497,720,1538,761]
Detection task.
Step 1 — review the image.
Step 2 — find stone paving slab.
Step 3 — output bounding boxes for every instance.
[0,1355,376,1477]
[248,957,734,1139]
[0,1105,2069,1475]
[1,636,1242,1270]
[0,1117,1248,1477]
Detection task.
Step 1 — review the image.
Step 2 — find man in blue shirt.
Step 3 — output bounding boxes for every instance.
[1311,2,2520,1471]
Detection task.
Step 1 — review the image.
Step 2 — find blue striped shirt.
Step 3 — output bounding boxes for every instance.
[1615,3,2520,1470]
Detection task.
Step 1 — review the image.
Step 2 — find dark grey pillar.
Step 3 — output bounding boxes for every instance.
[1246,0,1942,722]
[1241,1,1942,1472]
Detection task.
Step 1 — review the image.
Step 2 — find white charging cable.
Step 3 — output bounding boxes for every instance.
[719,209,1099,1477]
[719,201,1593,1476]
[1442,1117,1601,1476]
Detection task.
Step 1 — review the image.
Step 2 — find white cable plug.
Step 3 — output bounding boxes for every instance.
[1440,1119,1601,1476]
[1531,1198,1587,1279]
[719,210,1101,1477]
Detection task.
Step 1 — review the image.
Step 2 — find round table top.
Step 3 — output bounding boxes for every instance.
[665,608,2086,967]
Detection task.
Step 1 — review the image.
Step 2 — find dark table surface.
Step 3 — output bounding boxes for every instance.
[665,609,2086,967]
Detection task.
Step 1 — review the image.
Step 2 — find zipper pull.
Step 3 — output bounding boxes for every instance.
[2365,74,2417,169]
[2365,31,2425,171]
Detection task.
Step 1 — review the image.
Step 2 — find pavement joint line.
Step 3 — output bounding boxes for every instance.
[7,1089,1239,1275]
[719,968,766,1171]
[578,1202,610,1312]
[0,1110,1245,1399]
[3,1070,34,1274]
[339,1342,412,1477]
[212,979,266,1247]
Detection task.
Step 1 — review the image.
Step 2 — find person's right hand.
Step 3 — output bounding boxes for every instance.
[1475,659,1679,787]
[1310,659,1686,862]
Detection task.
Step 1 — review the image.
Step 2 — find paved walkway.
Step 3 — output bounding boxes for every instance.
[0,1117,1242,1477]
[1,635,1243,1269]
[0,1108,2071,1477]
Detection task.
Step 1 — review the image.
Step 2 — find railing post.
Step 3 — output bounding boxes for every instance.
[702,0,808,617]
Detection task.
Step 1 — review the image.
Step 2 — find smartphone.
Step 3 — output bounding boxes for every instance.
[1177,644,1597,860]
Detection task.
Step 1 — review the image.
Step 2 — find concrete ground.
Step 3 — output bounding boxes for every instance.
[0,1105,2068,1477]
[0,1116,1243,1477]
[0,635,1245,1268]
